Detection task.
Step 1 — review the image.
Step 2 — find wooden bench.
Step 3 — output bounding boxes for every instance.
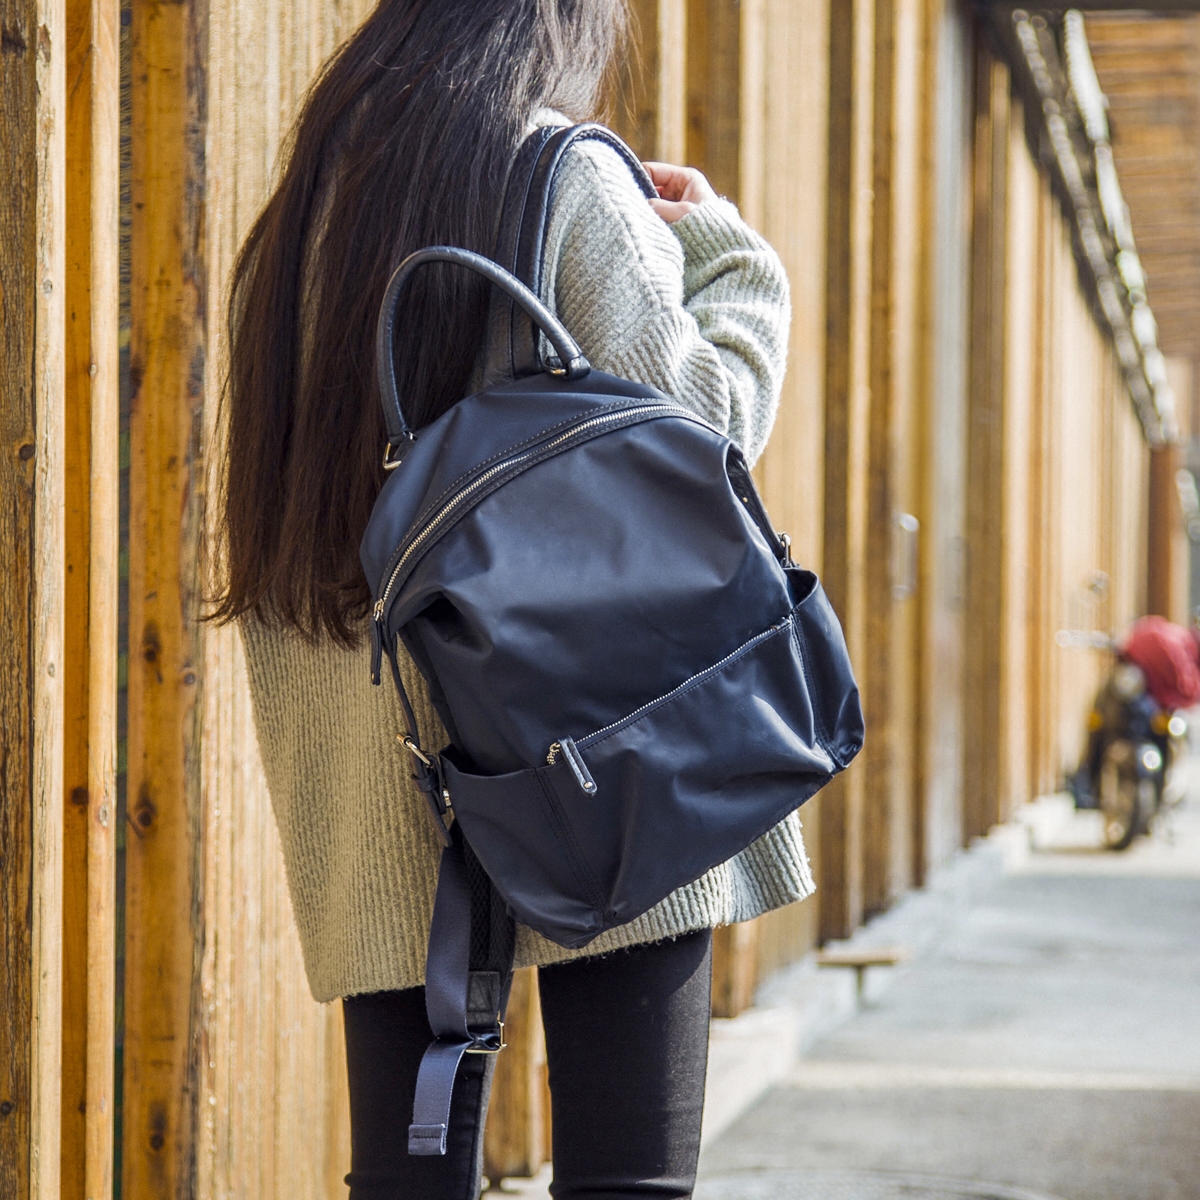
[815,946,909,1000]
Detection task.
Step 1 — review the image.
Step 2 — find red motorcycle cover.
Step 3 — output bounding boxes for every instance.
[1120,616,1200,711]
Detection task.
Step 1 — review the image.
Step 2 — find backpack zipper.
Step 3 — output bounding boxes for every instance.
[546,615,794,767]
[371,401,685,682]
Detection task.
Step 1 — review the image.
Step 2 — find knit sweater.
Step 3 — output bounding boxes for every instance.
[241,118,814,1003]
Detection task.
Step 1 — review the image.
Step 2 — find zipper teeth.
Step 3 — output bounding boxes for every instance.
[376,404,678,618]
[575,617,792,751]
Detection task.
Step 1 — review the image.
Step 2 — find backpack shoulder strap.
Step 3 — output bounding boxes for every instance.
[482,123,657,387]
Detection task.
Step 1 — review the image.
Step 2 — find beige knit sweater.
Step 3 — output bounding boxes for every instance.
[241,117,814,1003]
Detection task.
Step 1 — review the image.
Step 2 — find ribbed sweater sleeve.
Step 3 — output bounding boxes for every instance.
[541,141,792,467]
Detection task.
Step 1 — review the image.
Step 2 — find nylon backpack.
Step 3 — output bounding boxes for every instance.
[360,124,864,1155]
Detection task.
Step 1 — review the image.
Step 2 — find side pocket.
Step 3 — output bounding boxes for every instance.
[786,568,864,770]
[532,766,610,917]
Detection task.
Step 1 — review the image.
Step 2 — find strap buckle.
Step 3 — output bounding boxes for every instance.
[465,1021,506,1054]
[399,736,453,847]
[382,435,414,471]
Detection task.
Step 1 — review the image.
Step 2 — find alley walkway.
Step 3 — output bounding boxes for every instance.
[696,793,1200,1200]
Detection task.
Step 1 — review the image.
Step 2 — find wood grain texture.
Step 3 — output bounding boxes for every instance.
[61,0,120,1194]
[710,923,760,1018]
[746,0,831,970]
[819,0,874,942]
[484,968,547,1182]
[686,0,740,199]
[1086,14,1200,358]
[62,2,94,1190]
[884,0,927,897]
[862,0,898,917]
[2,0,66,1194]
[32,0,68,1195]
[997,94,1036,825]
[34,1,68,1197]
[611,0,658,158]
[194,1,371,1195]
[911,0,971,879]
[123,0,208,1192]
[0,8,39,1193]
[962,48,1008,842]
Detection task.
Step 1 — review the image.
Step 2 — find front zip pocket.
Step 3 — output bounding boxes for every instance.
[547,615,794,771]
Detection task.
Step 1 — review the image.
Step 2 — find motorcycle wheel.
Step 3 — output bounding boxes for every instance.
[1098,741,1141,851]
[1134,776,1159,837]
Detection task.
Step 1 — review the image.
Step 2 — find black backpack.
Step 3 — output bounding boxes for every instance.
[360,125,863,1155]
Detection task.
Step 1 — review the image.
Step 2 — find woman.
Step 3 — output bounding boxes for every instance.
[215,2,810,1196]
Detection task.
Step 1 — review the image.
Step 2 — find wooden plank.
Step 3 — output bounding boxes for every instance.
[819,0,874,941]
[882,0,923,901]
[747,0,831,965]
[1,0,66,1194]
[684,0,764,1003]
[484,969,547,1183]
[0,7,39,1193]
[710,923,760,1018]
[36,0,67,1195]
[61,0,94,1187]
[611,0,686,163]
[62,0,120,1194]
[83,0,120,1177]
[962,49,1009,842]
[195,2,367,1195]
[686,0,740,199]
[996,94,1037,823]
[1146,442,1188,621]
[123,0,207,1190]
[861,0,895,919]
[911,0,967,885]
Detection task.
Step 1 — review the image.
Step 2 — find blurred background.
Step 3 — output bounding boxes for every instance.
[2,2,1199,1198]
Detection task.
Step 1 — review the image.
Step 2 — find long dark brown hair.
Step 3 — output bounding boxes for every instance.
[212,0,628,644]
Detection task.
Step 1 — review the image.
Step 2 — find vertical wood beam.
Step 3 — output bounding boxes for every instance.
[998,97,1037,822]
[62,5,92,1181]
[612,0,686,163]
[863,0,924,911]
[33,4,67,1191]
[710,923,760,1018]
[1,0,66,1196]
[124,0,207,1191]
[963,45,1009,842]
[744,0,832,974]
[686,0,739,199]
[862,0,899,918]
[63,0,120,1194]
[820,0,875,941]
[911,0,972,878]
[483,968,547,1183]
[1147,444,1183,620]
[83,0,119,1174]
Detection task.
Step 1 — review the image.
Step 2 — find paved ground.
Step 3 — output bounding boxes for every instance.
[698,790,1200,1200]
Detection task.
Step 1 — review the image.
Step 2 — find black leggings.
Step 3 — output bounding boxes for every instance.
[342,929,713,1200]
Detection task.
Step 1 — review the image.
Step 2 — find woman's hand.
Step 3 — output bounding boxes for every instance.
[643,162,717,223]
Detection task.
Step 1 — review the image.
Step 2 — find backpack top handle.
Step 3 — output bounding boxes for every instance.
[376,245,591,469]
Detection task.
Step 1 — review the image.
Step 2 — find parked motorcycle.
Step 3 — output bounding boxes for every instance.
[1067,653,1188,850]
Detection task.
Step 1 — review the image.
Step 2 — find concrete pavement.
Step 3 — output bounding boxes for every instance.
[697,792,1200,1200]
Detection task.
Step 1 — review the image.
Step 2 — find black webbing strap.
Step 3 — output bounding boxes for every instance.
[408,825,516,1155]
[381,640,516,1156]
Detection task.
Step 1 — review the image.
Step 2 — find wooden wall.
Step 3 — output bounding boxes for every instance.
[121,2,372,1195]
[2,1,66,1198]
[2,1,1162,1195]
[965,40,1150,831]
